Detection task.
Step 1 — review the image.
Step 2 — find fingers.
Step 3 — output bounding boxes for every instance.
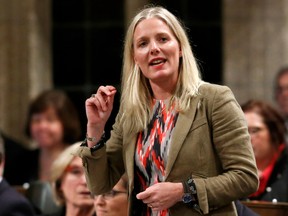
[98,85,117,98]
[149,203,161,212]
[89,85,117,111]
[136,183,178,212]
[137,188,155,207]
[136,190,150,200]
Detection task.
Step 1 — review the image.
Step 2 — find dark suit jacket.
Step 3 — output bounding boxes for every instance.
[77,82,259,215]
[2,132,38,185]
[0,178,35,216]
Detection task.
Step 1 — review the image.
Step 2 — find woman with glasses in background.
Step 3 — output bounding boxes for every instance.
[241,100,288,202]
[94,175,128,216]
[46,142,96,216]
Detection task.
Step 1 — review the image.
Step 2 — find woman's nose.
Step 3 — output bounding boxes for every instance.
[95,195,105,206]
[150,41,160,54]
[79,173,86,184]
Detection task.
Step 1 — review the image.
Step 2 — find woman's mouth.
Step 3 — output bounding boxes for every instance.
[149,59,166,66]
[79,191,92,196]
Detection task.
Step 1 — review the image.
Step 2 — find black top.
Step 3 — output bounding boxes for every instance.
[249,147,288,202]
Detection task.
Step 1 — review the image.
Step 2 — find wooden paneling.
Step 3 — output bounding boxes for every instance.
[242,201,288,216]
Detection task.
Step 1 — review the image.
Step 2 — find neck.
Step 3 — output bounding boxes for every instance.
[150,83,175,100]
[65,204,94,216]
[39,143,67,181]
[149,75,178,100]
[256,148,277,173]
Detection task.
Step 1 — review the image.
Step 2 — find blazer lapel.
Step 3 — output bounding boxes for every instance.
[123,133,137,190]
[165,96,201,180]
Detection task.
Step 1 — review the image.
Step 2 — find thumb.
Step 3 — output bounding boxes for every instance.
[136,190,149,200]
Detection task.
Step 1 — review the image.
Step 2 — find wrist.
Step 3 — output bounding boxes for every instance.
[86,124,104,146]
[176,182,185,202]
[81,132,106,152]
[86,131,105,147]
[87,122,104,132]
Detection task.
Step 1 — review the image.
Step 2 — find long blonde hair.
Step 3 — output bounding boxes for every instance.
[121,6,202,133]
[50,142,81,205]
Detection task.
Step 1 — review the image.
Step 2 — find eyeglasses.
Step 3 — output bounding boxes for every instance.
[276,85,288,94]
[95,189,127,200]
[64,165,85,177]
[248,126,266,136]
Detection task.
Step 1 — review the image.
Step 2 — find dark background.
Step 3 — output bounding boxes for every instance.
[52,0,222,137]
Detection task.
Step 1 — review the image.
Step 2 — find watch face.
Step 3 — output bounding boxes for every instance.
[182,193,193,203]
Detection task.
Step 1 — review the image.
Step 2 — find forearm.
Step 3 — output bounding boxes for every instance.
[86,123,105,147]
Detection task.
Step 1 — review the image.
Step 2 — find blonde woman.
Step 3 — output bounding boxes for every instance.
[47,143,95,216]
[77,6,258,216]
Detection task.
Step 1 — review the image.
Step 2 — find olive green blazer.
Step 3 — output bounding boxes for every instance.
[77,82,259,216]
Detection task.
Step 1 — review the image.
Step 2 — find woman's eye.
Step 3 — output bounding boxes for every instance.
[139,41,147,47]
[160,37,167,42]
[70,169,82,175]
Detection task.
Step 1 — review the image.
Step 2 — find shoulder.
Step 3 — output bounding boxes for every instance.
[194,82,244,122]
[0,180,29,204]
[197,82,238,108]
[0,180,35,215]
[198,82,233,98]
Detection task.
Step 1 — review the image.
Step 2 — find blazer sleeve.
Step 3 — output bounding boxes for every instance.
[195,85,259,214]
[76,112,125,195]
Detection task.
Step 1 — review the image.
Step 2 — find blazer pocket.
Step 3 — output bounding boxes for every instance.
[190,117,207,131]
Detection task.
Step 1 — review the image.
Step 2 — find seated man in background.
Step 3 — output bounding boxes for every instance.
[0,133,35,215]
[274,66,288,143]
[274,66,288,120]
[1,130,36,185]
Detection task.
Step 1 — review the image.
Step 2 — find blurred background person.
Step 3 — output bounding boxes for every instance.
[23,89,82,214]
[0,132,35,216]
[25,89,82,182]
[241,100,288,202]
[94,174,128,216]
[47,142,95,216]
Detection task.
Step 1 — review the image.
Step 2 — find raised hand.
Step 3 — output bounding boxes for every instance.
[85,85,117,146]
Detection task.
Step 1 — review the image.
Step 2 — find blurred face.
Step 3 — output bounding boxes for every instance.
[94,179,128,216]
[133,17,181,90]
[244,111,274,163]
[30,107,64,148]
[61,157,94,208]
[276,72,288,117]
